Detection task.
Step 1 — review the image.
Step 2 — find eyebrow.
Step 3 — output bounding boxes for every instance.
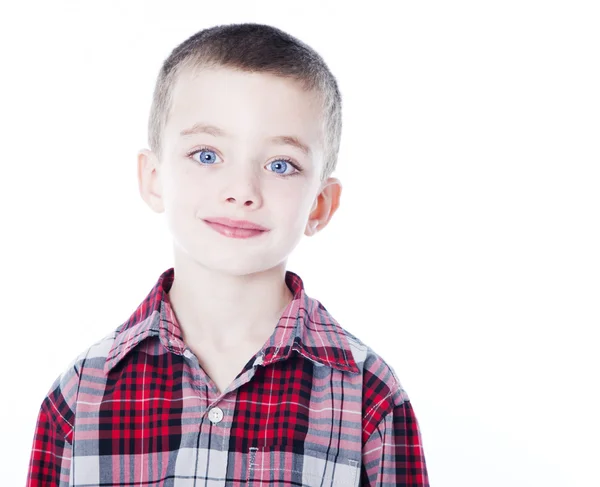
[179,122,312,157]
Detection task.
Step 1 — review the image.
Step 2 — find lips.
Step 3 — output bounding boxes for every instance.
[203,217,269,231]
[202,217,269,240]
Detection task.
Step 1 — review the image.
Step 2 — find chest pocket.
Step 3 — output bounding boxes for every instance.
[246,446,361,487]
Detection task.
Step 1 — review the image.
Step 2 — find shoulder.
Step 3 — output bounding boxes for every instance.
[338,326,411,437]
[341,326,408,396]
[38,328,119,440]
[54,327,119,386]
[304,295,410,414]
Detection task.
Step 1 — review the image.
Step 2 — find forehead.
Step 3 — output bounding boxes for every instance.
[164,66,325,150]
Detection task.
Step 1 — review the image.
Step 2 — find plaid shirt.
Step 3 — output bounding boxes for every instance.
[27,268,429,486]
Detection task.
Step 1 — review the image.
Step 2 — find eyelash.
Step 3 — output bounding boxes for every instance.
[185,145,303,178]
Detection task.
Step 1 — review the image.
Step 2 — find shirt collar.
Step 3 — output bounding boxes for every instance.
[104,268,359,375]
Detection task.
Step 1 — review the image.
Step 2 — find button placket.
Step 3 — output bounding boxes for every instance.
[207,406,224,424]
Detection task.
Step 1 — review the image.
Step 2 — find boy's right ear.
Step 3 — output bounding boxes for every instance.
[137,149,165,214]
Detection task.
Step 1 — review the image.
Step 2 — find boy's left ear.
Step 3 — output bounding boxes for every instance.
[305,177,342,236]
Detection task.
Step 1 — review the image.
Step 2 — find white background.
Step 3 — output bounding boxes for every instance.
[1,1,599,486]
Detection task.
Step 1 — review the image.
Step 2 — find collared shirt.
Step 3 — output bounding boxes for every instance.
[27,268,429,486]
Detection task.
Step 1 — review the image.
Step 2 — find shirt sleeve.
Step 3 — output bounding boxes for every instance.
[26,371,76,487]
[360,398,430,486]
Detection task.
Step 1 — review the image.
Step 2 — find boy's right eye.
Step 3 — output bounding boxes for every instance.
[187,146,220,165]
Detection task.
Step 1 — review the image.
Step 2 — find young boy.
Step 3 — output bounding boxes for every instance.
[27,23,429,486]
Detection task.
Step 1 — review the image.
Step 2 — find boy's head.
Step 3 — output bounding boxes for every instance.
[137,23,344,276]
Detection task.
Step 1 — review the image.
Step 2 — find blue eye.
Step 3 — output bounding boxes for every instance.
[193,148,219,165]
[266,160,297,176]
[187,146,302,177]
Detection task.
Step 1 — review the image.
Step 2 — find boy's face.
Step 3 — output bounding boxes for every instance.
[137,66,341,276]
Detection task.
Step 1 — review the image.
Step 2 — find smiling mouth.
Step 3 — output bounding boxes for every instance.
[203,220,269,239]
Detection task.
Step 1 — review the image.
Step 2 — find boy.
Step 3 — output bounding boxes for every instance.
[27,23,429,486]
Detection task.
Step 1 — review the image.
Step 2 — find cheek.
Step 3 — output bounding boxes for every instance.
[283,200,315,236]
[273,196,311,230]
[271,183,313,211]
[163,164,204,203]
[161,176,206,229]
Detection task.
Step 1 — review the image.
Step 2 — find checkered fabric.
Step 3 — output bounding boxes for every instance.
[27,268,429,486]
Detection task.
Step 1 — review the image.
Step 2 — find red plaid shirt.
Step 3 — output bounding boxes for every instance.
[27,268,429,486]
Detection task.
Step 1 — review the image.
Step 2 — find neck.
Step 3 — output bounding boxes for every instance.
[167,253,294,350]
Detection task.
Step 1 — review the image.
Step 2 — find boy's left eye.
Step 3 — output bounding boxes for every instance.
[265,160,299,176]
[187,147,302,177]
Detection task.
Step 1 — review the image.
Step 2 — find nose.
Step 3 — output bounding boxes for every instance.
[223,170,263,208]
[227,195,256,207]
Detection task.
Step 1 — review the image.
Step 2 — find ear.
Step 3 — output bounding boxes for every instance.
[304,177,342,236]
[137,148,165,213]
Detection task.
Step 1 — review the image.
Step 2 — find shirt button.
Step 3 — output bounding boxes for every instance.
[208,407,223,424]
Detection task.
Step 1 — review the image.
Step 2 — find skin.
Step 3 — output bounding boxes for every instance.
[136,66,341,390]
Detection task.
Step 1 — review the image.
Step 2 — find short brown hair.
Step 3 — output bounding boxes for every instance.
[147,23,343,182]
